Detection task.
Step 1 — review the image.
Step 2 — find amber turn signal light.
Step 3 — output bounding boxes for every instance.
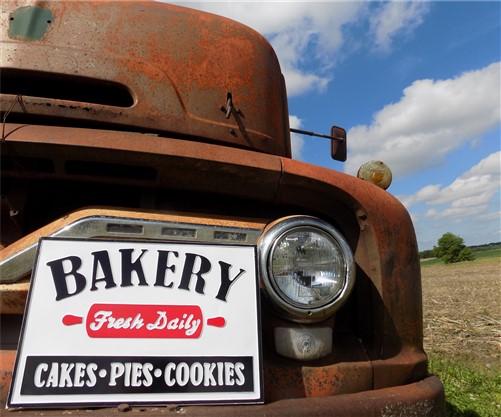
[357,160,392,190]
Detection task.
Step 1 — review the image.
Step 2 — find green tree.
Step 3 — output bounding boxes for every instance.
[433,232,475,264]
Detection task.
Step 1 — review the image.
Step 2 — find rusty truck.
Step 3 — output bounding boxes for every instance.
[0,1,445,415]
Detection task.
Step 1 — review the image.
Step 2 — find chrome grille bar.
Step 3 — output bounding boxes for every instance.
[0,216,261,284]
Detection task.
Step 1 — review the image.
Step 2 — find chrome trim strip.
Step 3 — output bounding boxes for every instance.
[0,216,261,284]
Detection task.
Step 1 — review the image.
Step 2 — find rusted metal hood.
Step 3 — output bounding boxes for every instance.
[0,1,290,156]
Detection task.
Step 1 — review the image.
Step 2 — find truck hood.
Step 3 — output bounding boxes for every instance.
[0,1,290,156]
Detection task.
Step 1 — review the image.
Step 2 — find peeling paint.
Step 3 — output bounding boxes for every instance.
[8,6,53,41]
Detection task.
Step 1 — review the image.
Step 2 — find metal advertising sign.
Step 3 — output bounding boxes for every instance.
[8,238,263,408]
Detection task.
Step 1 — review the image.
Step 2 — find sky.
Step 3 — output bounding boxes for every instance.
[174,1,500,250]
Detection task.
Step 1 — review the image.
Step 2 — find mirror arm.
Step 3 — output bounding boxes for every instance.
[290,128,343,142]
[290,127,347,162]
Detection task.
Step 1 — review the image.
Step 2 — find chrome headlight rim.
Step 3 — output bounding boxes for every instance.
[259,216,355,322]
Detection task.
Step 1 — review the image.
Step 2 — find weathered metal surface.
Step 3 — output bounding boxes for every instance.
[0,2,441,412]
[0,1,289,156]
[278,158,425,388]
[0,349,16,405]
[1,123,431,399]
[260,331,372,401]
[1,124,423,346]
[0,124,284,202]
[0,282,28,314]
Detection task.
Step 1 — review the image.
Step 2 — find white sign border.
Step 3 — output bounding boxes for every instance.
[7,237,264,409]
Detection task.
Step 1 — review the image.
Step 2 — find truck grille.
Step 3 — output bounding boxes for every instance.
[0,212,262,284]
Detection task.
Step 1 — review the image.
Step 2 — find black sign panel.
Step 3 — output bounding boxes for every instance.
[22,356,253,395]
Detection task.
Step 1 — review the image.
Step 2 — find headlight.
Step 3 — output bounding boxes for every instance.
[259,216,355,322]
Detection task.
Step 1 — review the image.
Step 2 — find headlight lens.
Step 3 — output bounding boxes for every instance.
[271,227,346,308]
[259,216,355,322]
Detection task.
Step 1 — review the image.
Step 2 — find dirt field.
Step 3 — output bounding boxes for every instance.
[421,257,501,368]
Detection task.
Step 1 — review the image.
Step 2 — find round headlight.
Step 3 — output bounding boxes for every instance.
[259,216,355,322]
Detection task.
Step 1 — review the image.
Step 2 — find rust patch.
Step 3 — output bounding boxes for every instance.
[1,1,288,156]
[381,400,437,417]
[0,350,16,407]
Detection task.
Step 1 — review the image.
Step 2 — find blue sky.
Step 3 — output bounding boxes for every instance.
[180,1,500,250]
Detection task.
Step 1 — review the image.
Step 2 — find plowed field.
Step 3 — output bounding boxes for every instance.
[422,257,500,367]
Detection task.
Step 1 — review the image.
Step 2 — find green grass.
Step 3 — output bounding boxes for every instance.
[429,355,501,417]
[472,248,501,259]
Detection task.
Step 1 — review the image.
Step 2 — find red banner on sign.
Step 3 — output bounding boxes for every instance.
[85,304,205,338]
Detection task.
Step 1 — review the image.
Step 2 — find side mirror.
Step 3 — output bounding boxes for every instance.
[331,126,347,162]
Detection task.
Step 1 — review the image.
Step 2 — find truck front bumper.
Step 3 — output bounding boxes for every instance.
[4,376,444,416]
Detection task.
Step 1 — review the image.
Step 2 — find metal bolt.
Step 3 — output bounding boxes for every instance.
[117,403,131,412]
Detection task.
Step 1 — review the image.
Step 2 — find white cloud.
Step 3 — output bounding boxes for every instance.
[347,62,501,176]
[400,184,440,208]
[281,67,330,97]
[404,152,500,248]
[465,150,500,177]
[401,151,501,220]
[370,2,430,52]
[426,205,487,220]
[482,211,501,221]
[289,115,304,160]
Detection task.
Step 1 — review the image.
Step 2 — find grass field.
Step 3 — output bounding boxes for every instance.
[422,255,501,416]
[421,247,501,267]
[473,248,501,259]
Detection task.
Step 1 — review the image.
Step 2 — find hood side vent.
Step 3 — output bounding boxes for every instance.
[1,68,134,108]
